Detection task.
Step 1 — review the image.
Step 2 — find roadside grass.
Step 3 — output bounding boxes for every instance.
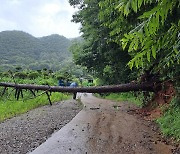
[98,92,143,107]
[0,90,71,122]
[157,97,180,141]
[0,74,72,122]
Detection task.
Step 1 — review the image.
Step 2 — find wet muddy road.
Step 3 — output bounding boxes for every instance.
[31,93,174,154]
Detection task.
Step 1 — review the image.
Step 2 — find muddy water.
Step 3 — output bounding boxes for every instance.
[31,93,173,154]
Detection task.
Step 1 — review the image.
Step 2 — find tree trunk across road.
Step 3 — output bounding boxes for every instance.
[0,82,155,93]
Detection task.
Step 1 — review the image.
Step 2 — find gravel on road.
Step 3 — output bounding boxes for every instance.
[0,99,82,154]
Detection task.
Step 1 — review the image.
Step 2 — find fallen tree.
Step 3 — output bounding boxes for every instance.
[0,82,156,93]
[0,82,160,105]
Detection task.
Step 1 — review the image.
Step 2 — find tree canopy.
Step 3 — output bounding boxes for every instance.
[69,0,180,85]
[69,0,134,85]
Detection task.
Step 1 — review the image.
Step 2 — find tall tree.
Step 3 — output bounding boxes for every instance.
[69,0,134,85]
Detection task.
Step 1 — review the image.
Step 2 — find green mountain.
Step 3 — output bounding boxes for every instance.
[0,30,72,71]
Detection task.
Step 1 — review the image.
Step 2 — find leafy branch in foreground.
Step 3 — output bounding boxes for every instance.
[99,0,180,79]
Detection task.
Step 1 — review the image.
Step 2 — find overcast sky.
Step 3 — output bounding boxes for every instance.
[0,0,81,38]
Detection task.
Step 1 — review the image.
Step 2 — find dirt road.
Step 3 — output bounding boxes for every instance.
[31,93,175,154]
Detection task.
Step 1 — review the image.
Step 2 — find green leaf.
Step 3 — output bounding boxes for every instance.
[124,1,130,16]
[144,25,149,36]
[128,40,135,52]
[138,0,143,8]
[152,45,156,58]
[131,0,138,12]
[128,60,134,70]
[116,2,124,11]
[135,59,139,68]
[147,51,151,62]
[174,48,178,54]
[138,10,151,19]
[156,12,160,29]
[122,41,128,50]
[134,38,139,50]
[143,39,153,50]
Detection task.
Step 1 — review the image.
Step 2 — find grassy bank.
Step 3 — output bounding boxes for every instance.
[0,73,71,122]
[0,91,71,122]
[157,97,180,141]
[98,92,143,107]
[0,68,88,123]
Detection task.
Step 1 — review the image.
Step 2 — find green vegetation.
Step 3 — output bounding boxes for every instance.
[69,1,134,85]
[0,30,73,71]
[69,0,179,85]
[0,92,70,122]
[100,93,143,107]
[157,97,180,141]
[0,70,75,122]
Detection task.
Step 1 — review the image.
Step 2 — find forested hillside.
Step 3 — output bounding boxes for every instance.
[0,30,72,71]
